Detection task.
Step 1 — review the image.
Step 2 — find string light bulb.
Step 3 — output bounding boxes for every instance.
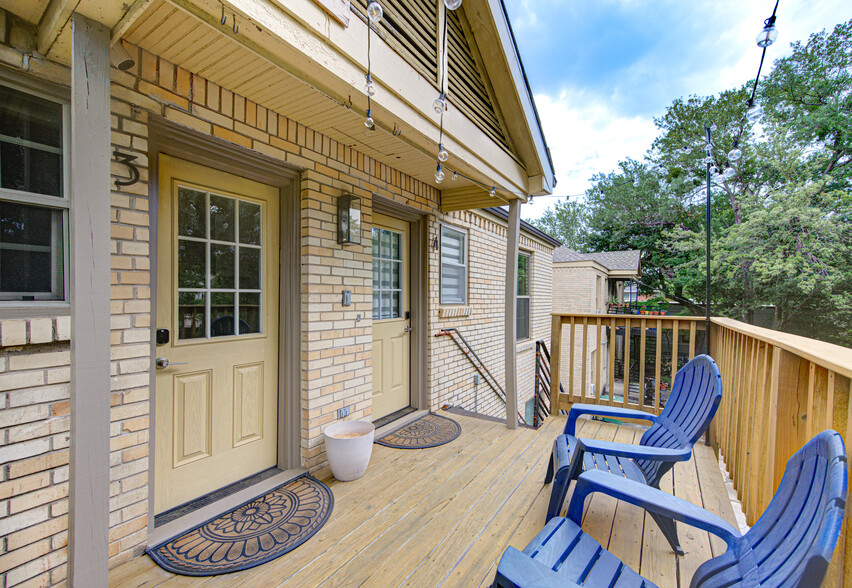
[728,142,742,162]
[632,178,639,187]
[756,17,778,48]
[444,0,462,9]
[364,109,374,129]
[746,100,764,124]
[364,73,376,97]
[682,146,692,155]
[435,163,445,183]
[452,171,458,181]
[489,187,496,198]
[433,93,447,114]
[438,143,449,162]
[723,166,736,179]
[367,1,383,23]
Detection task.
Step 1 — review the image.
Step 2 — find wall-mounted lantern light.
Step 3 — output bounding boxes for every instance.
[338,193,361,245]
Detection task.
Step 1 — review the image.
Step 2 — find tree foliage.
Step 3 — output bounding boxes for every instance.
[528,199,587,250]
[546,19,852,345]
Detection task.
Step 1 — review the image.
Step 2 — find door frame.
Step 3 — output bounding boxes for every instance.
[372,196,427,412]
[146,117,301,535]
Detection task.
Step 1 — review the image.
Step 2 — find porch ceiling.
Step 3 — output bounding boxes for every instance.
[11,0,532,205]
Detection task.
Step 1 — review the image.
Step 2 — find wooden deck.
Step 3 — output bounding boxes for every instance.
[109,413,737,588]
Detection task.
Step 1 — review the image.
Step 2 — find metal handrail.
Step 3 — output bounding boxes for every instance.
[436,328,528,426]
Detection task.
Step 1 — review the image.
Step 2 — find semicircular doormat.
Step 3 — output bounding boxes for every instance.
[147,475,333,576]
[375,413,461,449]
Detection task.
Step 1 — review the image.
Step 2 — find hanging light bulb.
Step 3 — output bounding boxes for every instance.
[756,17,778,48]
[367,1,383,23]
[444,0,462,9]
[746,100,764,124]
[489,187,496,198]
[632,178,640,187]
[728,144,742,162]
[704,155,714,165]
[435,163,445,183]
[528,196,534,205]
[364,73,376,97]
[452,171,458,181]
[365,109,374,129]
[710,124,718,132]
[723,166,736,179]
[433,93,447,114]
[438,143,449,162]
[682,146,692,155]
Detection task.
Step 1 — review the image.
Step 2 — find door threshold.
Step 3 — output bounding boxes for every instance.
[374,408,427,438]
[148,467,306,547]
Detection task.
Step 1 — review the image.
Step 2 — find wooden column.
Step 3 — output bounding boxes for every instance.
[69,13,111,587]
[504,199,521,428]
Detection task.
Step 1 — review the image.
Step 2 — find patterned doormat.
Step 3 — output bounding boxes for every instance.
[147,475,333,576]
[374,413,461,449]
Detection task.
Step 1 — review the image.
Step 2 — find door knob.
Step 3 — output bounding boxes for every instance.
[403,326,412,333]
[156,357,188,370]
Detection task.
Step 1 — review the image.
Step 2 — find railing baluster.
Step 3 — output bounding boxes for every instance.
[568,316,575,402]
[672,319,680,394]
[623,317,631,408]
[827,370,836,430]
[689,321,697,359]
[765,345,781,511]
[655,318,662,415]
[581,317,588,403]
[596,317,604,406]
[639,318,647,409]
[806,362,816,441]
[609,317,616,409]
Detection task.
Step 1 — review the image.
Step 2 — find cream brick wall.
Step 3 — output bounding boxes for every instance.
[0,318,71,588]
[429,211,553,422]
[0,38,556,585]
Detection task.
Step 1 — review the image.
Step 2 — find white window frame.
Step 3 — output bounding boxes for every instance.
[517,251,531,341]
[439,223,467,305]
[0,77,71,306]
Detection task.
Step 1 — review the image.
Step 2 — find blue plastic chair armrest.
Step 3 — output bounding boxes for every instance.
[566,403,656,435]
[575,437,693,462]
[494,546,582,588]
[566,470,741,550]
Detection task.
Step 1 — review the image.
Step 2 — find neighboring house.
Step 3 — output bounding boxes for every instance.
[0,0,555,585]
[551,247,641,399]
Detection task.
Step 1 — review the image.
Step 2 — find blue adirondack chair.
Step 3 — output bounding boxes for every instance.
[496,430,847,587]
[544,354,722,556]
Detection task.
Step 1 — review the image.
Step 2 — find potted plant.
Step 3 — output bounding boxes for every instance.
[323,420,375,481]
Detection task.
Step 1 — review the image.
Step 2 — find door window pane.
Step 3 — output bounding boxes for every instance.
[372,226,404,320]
[210,195,235,242]
[175,188,263,339]
[178,292,206,339]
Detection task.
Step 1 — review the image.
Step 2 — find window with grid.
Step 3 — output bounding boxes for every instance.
[440,225,467,304]
[175,187,263,339]
[517,253,530,341]
[0,83,68,302]
[372,227,403,320]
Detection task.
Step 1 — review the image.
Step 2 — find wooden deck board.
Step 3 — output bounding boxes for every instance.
[109,413,737,588]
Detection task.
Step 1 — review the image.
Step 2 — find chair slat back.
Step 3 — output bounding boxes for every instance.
[691,430,847,588]
[636,355,722,487]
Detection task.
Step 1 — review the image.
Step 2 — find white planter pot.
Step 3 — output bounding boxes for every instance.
[323,420,375,481]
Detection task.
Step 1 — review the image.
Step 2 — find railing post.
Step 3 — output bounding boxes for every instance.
[551,315,563,415]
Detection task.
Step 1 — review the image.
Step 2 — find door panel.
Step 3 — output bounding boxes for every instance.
[155,155,279,513]
[372,213,411,420]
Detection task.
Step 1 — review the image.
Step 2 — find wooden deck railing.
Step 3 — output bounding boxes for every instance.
[549,312,852,586]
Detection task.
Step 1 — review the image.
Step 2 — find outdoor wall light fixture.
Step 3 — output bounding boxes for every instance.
[111,40,136,71]
[338,193,362,245]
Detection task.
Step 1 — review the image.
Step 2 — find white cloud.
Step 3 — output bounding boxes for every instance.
[524,89,658,221]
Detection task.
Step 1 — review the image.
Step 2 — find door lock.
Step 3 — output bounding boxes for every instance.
[156,357,188,370]
[403,326,412,333]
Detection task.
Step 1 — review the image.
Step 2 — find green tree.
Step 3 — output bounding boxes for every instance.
[528,199,587,249]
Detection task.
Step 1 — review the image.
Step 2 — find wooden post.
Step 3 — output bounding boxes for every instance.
[551,315,562,414]
[504,199,520,428]
[69,13,111,587]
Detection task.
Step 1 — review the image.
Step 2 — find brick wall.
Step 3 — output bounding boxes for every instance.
[0,318,71,587]
[429,210,554,422]
[0,38,555,584]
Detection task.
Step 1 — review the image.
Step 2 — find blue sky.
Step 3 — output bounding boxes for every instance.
[503,1,852,220]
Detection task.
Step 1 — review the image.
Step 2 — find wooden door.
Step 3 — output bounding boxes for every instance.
[155,155,279,513]
[371,214,411,420]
